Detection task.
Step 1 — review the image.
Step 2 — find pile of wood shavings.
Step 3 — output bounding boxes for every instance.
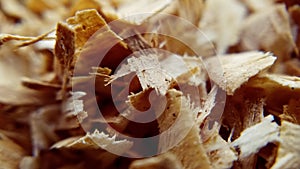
[0,0,300,169]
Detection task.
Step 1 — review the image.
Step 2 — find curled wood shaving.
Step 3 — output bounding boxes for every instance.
[0,32,54,46]
[231,115,280,158]
[205,51,276,95]
[271,121,300,169]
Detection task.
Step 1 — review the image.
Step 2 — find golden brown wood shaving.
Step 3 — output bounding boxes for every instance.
[231,115,280,158]
[0,33,50,46]
[21,77,61,91]
[271,121,300,169]
[55,9,107,68]
[240,4,296,61]
[157,89,211,169]
[66,9,107,49]
[0,133,25,169]
[205,51,276,95]
[285,59,300,76]
[129,153,183,169]
[281,99,300,124]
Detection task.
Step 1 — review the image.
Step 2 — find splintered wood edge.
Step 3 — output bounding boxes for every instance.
[205,51,276,95]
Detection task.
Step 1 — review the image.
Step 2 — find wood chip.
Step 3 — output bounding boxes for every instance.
[0,133,25,169]
[205,51,276,95]
[157,89,211,169]
[51,129,133,154]
[129,153,183,169]
[200,0,246,54]
[271,121,300,169]
[240,4,296,61]
[231,115,280,158]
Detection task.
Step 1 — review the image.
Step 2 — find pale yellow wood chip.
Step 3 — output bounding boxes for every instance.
[203,130,237,169]
[242,0,275,11]
[51,129,133,155]
[205,51,276,95]
[176,0,204,25]
[262,74,300,89]
[231,115,280,158]
[116,0,173,24]
[110,53,173,95]
[240,4,296,61]
[0,133,25,169]
[271,121,300,169]
[199,0,246,54]
[157,89,211,169]
[129,153,183,169]
[63,91,88,123]
[19,156,39,169]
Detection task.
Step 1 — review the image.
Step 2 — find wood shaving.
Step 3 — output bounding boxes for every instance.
[129,153,183,169]
[203,130,237,169]
[271,121,300,169]
[0,133,25,169]
[199,0,246,54]
[51,129,133,154]
[110,53,173,95]
[0,1,299,169]
[157,89,211,169]
[206,51,276,95]
[240,4,296,62]
[231,115,280,158]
